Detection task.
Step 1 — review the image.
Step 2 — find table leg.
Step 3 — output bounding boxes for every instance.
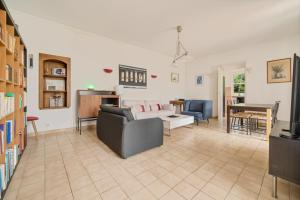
[227,105,231,133]
[272,176,278,198]
[266,108,272,140]
[79,119,82,135]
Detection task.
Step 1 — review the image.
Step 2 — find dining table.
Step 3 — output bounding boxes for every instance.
[227,103,274,140]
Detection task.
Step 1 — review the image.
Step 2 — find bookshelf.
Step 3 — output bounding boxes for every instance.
[39,53,71,109]
[0,0,27,199]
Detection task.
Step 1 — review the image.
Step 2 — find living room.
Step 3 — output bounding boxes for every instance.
[0,0,299,200]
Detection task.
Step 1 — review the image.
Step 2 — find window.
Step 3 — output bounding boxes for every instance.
[233,73,245,94]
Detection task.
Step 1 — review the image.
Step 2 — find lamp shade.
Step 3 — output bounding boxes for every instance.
[114,85,124,95]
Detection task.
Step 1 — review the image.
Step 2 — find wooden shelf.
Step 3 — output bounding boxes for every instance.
[39,53,71,109]
[6,48,13,55]
[43,74,67,78]
[0,38,4,46]
[6,80,13,85]
[44,90,66,93]
[0,4,27,199]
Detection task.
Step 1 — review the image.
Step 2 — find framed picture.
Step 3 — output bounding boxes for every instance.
[267,58,291,83]
[119,65,147,88]
[196,75,204,86]
[171,73,179,83]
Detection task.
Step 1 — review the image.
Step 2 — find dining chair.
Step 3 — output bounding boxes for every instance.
[250,101,281,133]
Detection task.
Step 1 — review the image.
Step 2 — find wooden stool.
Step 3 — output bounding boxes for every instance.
[27,116,39,138]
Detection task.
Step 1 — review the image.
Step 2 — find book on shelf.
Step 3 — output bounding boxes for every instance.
[0,22,3,41]
[5,120,13,145]
[5,33,15,53]
[0,145,19,195]
[5,65,13,82]
[0,92,15,119]
[0,124,4,154]
[20,49,24,65]
[23,92,27,107]
[0,164,6,192]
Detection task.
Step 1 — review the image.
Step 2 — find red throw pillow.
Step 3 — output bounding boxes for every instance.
[140,105,145,112]
[151,104,161,111]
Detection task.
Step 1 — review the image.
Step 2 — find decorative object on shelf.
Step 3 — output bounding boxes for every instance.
[172,25,189,65]
[86,84,95,90]
[171,72,179,83]
[29,54,33,68]
[267,58,291,83]
[119,65,147,88]
[103,68,113,73]
[196,75,204,86]
[45,79,65,91]
[151,75,158,79]
[52,68,66,76]
[49,95,64,108]
[39,53,71,109]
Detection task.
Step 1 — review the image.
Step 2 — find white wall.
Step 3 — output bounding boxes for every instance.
[11,10,187,133]
[186,35,300,120]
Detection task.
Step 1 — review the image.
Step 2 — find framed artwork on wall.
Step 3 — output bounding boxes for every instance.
[171,73,179,83]
[119,65,147,88]
[195,75,204,86]
[267,58,291,83]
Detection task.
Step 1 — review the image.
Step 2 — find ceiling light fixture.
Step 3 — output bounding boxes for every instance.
[172,25,188,64]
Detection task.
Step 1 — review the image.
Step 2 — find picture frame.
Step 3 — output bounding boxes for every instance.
[195,75,204,86]
[267,58,291,83]
[171,73,179,83]
[119,65,147,88]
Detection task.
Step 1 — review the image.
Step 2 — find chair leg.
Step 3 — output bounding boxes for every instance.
[32,121,38,138]
[197,120,199,126]
[207,119,209,124]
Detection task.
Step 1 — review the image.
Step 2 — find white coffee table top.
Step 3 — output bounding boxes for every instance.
[160,114,193,121]
[160,114,194,135]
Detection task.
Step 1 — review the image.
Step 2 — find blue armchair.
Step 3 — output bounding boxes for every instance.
[181,100,213,125]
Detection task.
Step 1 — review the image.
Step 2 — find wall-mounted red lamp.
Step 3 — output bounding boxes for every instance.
[103,68,113,73]
[151,75,158,79]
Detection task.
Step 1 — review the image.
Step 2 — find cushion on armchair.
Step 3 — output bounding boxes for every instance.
[189,101,203,112]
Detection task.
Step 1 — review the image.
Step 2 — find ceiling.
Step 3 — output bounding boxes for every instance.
[5,0,300,58]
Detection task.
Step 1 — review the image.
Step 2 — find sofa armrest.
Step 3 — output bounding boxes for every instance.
[122,118,163,158]
[161,104,175,111]
[203,101,213,120]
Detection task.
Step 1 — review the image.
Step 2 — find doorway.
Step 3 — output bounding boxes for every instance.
[217,63,246,120]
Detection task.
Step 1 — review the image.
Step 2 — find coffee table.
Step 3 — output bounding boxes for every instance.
[160,114,194,136]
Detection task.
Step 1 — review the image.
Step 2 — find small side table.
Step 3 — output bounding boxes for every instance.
[169,100,185,113]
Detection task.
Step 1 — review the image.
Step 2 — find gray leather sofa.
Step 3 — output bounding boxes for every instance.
[97,106,164,158]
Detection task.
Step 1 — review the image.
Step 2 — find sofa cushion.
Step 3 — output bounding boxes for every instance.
[189,102,203,112]
[100,106,134,121]
[135,111,159,120]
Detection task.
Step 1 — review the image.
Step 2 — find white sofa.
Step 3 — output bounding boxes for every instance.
[122,100,175,120]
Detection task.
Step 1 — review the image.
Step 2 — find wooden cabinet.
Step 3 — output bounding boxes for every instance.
[76,90,119,134]
[78,95,101,118]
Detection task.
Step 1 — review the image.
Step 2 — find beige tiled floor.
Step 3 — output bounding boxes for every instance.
[3,122,300,200]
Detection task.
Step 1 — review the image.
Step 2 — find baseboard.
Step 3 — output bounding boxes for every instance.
[27,124,96,137]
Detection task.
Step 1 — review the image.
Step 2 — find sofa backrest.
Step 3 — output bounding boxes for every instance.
[184,100,211,112]
[122,100,163,112]
[100,106,134,121]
